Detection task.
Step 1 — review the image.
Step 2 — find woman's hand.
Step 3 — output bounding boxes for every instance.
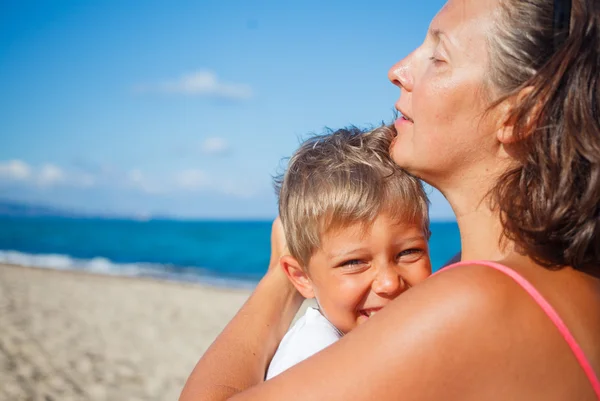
[269,216,289,272]
[265,217,302,301]
[179,217,303,401]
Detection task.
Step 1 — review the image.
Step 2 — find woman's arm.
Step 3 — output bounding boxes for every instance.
[179,219,304,401]
[185,263,548,401]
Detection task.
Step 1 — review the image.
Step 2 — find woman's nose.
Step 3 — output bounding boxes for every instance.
[388,55,414,92]
[372,264,405,298]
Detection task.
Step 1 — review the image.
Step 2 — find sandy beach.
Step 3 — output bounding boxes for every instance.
[0,263,257,401]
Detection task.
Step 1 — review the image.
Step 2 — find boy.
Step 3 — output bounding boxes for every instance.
[266,125,431,379]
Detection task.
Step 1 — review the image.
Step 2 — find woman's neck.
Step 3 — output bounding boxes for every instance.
[443,184,513,263]
[456,207,508,262]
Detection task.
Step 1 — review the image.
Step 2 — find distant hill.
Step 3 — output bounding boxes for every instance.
[0,200,89,218]
[0,200,158,221]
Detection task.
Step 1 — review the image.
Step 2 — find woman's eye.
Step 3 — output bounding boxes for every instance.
[429,55,444,65]
[428,46,446,65]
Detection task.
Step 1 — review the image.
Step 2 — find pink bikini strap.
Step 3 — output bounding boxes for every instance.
[441,260,600,399]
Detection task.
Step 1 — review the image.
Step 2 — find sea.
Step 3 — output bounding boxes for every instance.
[0,216,461,288]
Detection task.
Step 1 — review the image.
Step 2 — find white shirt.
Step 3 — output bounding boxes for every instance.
[266,307,342,380]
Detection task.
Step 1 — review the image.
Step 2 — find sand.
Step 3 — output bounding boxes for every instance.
[0,263,256,401]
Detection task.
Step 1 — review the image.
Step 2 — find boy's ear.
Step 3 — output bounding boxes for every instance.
[280,255,315,299]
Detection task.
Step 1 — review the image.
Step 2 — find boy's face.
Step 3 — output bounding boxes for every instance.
[306,213,431,334]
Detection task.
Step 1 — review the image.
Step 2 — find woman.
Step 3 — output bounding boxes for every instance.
[180,0,600,399]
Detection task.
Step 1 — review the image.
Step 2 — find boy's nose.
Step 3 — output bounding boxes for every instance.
[372,265,406,298]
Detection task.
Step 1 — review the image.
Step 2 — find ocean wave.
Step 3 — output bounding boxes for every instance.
[0,250,258,289]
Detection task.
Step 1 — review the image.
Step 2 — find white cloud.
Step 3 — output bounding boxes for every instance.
[0,160,96,189]
[127,169,162,194]
[219,181,256,199]
[129,168,254,198]
[128,169,144,184]
[135,70,253,100]
[174,169,210,191]
[201,137,230,155]
[0,160,32,181]
[38,164,65,186]
[73,173,95,188]
[0,159,255,200]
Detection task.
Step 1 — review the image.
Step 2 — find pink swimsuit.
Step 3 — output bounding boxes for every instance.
[442,260,600,399]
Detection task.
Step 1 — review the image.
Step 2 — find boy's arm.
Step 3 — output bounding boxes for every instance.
[179,218,304,400]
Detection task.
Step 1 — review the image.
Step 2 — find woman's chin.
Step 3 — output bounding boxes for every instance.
[390,147,413,170]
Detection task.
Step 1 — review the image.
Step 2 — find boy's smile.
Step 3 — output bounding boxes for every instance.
[304,213,431,334]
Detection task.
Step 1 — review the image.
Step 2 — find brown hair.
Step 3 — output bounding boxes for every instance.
[488,0,600,274]
[275,125,430,267]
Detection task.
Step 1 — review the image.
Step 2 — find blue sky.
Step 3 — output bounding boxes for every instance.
[0,0,454,220]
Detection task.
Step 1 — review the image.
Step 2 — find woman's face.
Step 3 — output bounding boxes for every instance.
[388,0,502,187]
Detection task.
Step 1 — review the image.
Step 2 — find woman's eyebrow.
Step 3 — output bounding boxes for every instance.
[429,28,455,48]
[429,28,444,39]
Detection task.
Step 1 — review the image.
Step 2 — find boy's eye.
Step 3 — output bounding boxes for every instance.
[341,259,364,267]
[397,249,424,262]
[338,259,369,272]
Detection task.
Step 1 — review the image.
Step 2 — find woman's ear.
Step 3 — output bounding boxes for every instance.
[497,86,536,145]
[280,255,315,299]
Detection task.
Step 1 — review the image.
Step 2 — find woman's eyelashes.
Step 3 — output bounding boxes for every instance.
[428,50,447,65]
[428,44,447,66]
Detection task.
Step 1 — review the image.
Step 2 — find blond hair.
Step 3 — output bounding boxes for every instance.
[275,125,430,267]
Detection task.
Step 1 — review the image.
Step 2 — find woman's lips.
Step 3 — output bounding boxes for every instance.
[397,115,413,124]
[394,104,414,124]
[394,116,413,131]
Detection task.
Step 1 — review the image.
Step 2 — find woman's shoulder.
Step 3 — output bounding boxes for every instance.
[407,261,532,316]
[408,259,576,334]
